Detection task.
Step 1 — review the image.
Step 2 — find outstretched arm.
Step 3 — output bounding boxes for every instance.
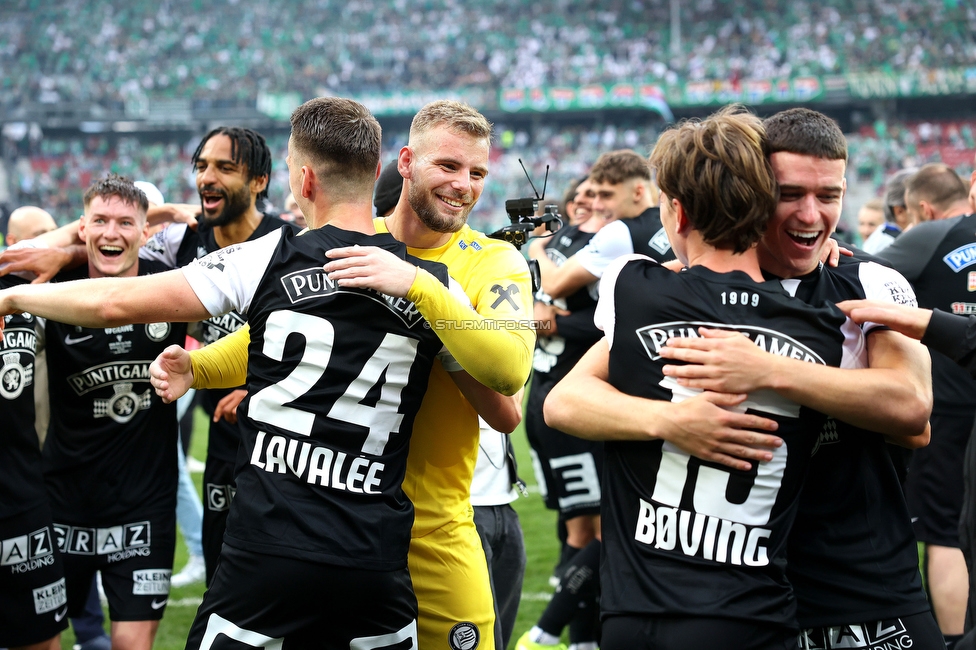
[544,339,783,471]
[838,300,932,341]
[841,300,976,384]
[0,245,86,283]
[0,269,211,328]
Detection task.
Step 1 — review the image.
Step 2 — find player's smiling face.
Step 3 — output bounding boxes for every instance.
[404,125,489,234]
[79,195,148,278]
[194,134,258,227]
[759,151,846,279]
[571,179,596,225]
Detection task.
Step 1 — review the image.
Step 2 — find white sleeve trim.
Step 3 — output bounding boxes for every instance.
[181,229,283,317]
[139,223,189,267]
[857,262,918,334]
[575,220,635,279]
[594,254,648,349]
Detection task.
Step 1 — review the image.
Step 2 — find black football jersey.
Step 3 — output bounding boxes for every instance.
[0,275,46,518]
[879,214,976,414]
[598,257,848,627]
[776,255,930,626]
[529,224,602,415]
[141,213,299,462]
[623,207,673,260]
[41,262,187,525]
[182,226,452,570]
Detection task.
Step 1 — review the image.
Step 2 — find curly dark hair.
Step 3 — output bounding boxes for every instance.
[191,126,273,201]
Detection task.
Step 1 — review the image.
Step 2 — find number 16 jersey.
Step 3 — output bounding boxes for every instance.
[595,257,854,628]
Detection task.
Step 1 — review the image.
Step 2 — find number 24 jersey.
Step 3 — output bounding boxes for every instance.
[183,226,455,571]
[595,257,856,627]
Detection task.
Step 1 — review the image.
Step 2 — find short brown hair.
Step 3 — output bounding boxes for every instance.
[763,108,848,162]
[649,106,776,254]
[290,97,381,200]
[409,100,492,144]
[905,163,968,211]
[588,150,651,186]
[862,198,885,212]
[83,174,149,216]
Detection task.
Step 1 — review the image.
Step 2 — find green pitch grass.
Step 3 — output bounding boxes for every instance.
[61,407,561,650]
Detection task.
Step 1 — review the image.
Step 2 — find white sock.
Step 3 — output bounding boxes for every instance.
[529,626,562,645]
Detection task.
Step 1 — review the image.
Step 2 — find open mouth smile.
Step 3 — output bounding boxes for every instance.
[786,229,820,246]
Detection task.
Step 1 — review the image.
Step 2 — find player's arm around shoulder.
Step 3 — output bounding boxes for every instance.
[545,339,781,471]
[410,237,535,396]
[0,268,207,329]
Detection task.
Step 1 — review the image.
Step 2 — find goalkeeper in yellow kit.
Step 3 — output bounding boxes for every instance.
[151,101,534,650]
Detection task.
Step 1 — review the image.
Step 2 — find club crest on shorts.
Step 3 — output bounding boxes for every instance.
[448,622,480,650]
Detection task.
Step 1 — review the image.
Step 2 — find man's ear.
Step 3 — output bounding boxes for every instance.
[673,199,691,235]
[138,218,150,247]
[78,215,89,243]
[375,160,382,181]
[300,165,316,201]
[631,179,645,203]
[397,146,413,180]
[250,174,269,197]
[920,200,936,222]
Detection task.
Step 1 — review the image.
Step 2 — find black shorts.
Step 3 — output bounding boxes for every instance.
[185,544,418,650]
[0,508,69,647]
[525,406,603,517]
[602,614,798,650]
[202,456,236,584]
[798,611,944,649]
[905,410,974,547]
[55,513,176,621]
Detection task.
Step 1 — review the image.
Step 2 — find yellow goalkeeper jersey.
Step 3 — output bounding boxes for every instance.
[190,218,533,535]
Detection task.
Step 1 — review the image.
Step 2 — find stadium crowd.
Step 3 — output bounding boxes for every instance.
[1,0,974,107]
[2,94,976,650]
[5,121,665,235]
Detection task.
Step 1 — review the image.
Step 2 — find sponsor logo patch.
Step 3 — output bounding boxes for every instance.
[33,578,67,614]
[207,483,235,511]
[2,527,56,573]
[943,243,976,272]
[489,284,521,310]
[649,227,672,255]
[132,569,171,595]
[952,302,976,315]
[798,618,910,649]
